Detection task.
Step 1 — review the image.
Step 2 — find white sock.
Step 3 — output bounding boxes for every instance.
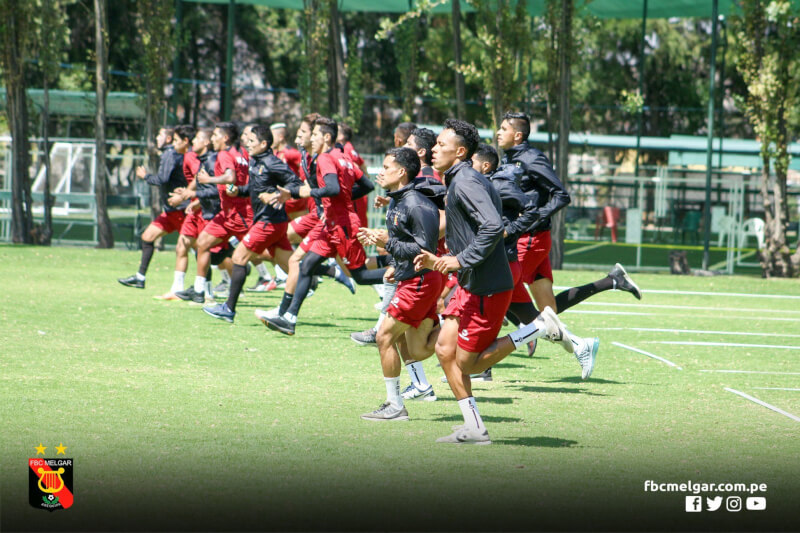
[374,312,386,332]
[170,271,185,293]
[508,321,546,349]
[255,263,271,280]
[567,330,586,354]
[458,397,485,430]
[221,269,231,283]
[275,264,287,281]
[135,272,145,281]
[405,361,430,389]
[194,276,205,294]
[385,376,402,408]
[205,281,213,296]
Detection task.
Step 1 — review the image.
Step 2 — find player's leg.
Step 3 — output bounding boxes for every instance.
[118,223,168,288]
[400,318,437,401]
[361,315,411,421]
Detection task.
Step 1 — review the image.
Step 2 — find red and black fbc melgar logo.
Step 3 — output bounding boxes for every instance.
[29,458,74,511]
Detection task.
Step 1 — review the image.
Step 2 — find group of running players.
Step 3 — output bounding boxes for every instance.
[118,112,642,444]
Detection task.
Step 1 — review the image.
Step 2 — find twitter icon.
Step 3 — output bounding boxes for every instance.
[706,496,723,511]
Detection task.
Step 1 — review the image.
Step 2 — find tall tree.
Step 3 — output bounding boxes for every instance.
[301,0,329,114]
[327,0,347,119]
[94,0,113,248]
[0,0,35,243]
[733,0,800,277]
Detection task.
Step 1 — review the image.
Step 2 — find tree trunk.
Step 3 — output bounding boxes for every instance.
[452,0,466,119]
[1,3,34,244]
[94,0,114,248]
[550,0,572,270]
[41,70,53,245]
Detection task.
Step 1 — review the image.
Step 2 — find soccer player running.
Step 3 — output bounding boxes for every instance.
[357,147,443,421]
[203,125,303,323]
[413,119,570,445]
[119,125,192,289]
[178,122,252,304]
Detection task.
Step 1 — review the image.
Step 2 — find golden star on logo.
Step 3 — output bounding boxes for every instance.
[35,443,47,456]
[55,443,67,455]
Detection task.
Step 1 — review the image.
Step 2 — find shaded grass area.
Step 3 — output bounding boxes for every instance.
[1,245,798,531]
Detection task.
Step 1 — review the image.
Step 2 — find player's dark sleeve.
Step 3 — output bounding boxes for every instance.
[454,180,505,269]
[506,190,540,239]
[310,173,340,199]
[237,182,250,196]
[351,175,374,200]
[274,163,303,198]
[527,152,571,221]
[385,207,439,261]
[196,186,220,200]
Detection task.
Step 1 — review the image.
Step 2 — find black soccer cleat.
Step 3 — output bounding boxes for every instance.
[118,275,145,289]
[175,286,205,304]
[263,315,296,336]
[608,263,642,300]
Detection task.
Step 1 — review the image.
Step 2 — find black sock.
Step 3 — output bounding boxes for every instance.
[138,241,155,276]
[508,301,539,324]
[350,266,386,285]
[505,311,521,327]
[226,264,247,312]
[555,276,614,313]
[279,292,294,315]
[288,275,312,316]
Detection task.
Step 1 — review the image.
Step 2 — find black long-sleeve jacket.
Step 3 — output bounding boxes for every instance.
[238,150,303,224]
[195,151,221,220]
[443,161,513,296]
[145,145,186,213]
[501,143,570,234]
[487,164,540,262]
[384,182,441,282]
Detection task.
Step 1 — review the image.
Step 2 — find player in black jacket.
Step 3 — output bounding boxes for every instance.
[203,125,302,323]
[119,125,192,289]
[356,148,443,421]
[414,119,570,445]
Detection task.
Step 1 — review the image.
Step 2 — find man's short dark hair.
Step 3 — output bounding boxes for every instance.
[395,122,418,144]
[443,118,480,160]
[302,112,321,127]
[314,116,338,144]
[409,127,436,165]
[160,126,175,138]
[251,124,274,146]
[215,122,239,147]
[503,111,531,141]
[339,123,353,142]
[174,125,196,143]
[386,147,421,180]
[197,127,214,149]
[474,143,499,173]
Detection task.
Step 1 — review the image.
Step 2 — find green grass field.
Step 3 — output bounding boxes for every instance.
[1,244,798,531]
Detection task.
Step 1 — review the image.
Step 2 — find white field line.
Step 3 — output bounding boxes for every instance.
[553,286,800,300]
[596,327,800,338]
[564,243,608,256]
[700,370,800,375]
[578,301,800,315]
[724,388,800,423]
[611,342,683,370]
[563,310,655,316]
[563,310,800,322]
[752,387,800,392]
[650,341,800,350]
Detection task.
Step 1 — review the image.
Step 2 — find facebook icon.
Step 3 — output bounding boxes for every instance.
[685,496,703,512]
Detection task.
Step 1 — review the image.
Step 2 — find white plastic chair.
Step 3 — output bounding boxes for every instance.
[739,217,765,250]
[716,215,736,247]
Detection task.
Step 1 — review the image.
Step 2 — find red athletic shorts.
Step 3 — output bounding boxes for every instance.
[202,210,252,242]
[388,271,444,328]
[517,231,553,284]
[179,210,206,239]
[300,220,366,270]
[284,197,309,218]
[289,210,320,239]
[443,286,513,353]
[152,210,185,234]
[509,259,533,303]
[242,221,293,256]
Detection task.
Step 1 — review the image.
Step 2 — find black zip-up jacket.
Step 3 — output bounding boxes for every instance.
[443,161,513,296]
[384,182,441,282]
[487,164,540,262]
[145,145,186,213]
[501,142,570,234]
[195,151,221,220]
[238,149,303,225]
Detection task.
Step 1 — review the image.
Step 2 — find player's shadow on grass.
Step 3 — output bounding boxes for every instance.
[431,414,522,424]
[494,362,527,369]
[545,376,623,385]
[513,385,606,396]
[492,436,579,448]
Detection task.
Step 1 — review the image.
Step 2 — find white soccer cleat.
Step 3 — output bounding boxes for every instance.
[537,307,573,353]
[574,337,599,379]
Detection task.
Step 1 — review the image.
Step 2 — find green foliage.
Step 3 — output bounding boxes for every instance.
[134,0,175,127]
[345,36,365,133]
[299,0,329,115]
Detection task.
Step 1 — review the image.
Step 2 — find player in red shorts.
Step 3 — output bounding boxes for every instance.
[203,124,303,323]
[118,125,192,289]
[182,122,252,303]
[413,119,570,445]
[356,147,444,421]
[260,117,383,336]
